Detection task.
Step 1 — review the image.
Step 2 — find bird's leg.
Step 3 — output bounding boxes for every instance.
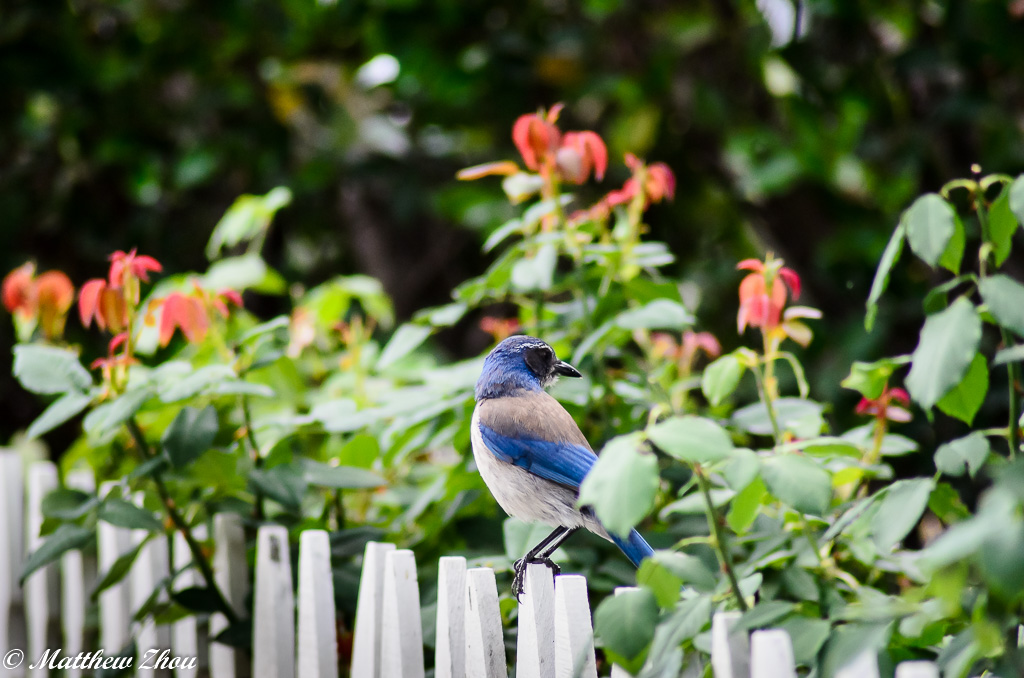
[512,526,579,599]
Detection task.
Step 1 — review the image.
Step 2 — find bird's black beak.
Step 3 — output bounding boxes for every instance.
[553,360,582,378]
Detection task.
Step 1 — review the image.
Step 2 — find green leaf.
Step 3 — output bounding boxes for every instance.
[1008,174,1024,226]
[12,344,92,395]
[642,551,716,594]
[820,622,892,678]
[637,556,683,607]
[20,523,94,583]
[647,416,733,464]
[173,586,230,615]
[936,353,988,425]
[249,464,308,512]
[206,186,291,259]
[841,357,907,399]
[501,173,544,204]
[303,460,386,489]
[761,455,832,515]
[510,243,557,292]
[92,538,148,600]
[203,254,287,294]
[979,274,1024,337]
[995,344,1024,365]
[594,587,658,663]
[736,600,795,631]
[99,498,164,532]
[702,354,744,406]
[377,323,432,370]
[727,476,766,533]
[905,298,982,409]
[162,405,218,469]
[482,218,523,252]
[870,478,934,551]
[979,519,1024,601]
[988,186,1017,267]
[731,398,824,438]
[937,214,965,274]
[723,447,761,490]
[934,431,990,479]
[42,489,97,521]
[778,616,831,664]
[83,387,154,439]
[866,222,905,331]
[614,299,694,331]
[578,434,659,538]
[26,390,92,439]
[905,193,956,267]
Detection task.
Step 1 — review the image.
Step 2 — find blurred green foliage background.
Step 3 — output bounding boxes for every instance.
[3,0,1023,443]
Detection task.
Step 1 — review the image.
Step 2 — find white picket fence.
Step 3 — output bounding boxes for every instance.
[2,452,947,678]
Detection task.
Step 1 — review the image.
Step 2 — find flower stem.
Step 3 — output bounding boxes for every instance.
[695,465,748,612]
[241,397,266,520]
[127,417,241,626]
[751,360,783,445]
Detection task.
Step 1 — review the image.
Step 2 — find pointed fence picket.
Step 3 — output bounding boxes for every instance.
[0,455,973,678]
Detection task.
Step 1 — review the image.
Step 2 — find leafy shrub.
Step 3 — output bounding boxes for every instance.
[6,108,1024,677]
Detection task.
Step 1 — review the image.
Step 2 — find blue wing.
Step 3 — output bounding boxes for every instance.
[477,422,597,490]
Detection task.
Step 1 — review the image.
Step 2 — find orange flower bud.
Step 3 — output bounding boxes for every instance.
[35,271,74,339]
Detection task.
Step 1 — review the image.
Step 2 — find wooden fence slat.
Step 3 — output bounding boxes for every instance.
[210,513,249,678]
[610,587,640,678]
[171,526,207,678]
[62,470,95,678]
[895,661,939,678]
[554,574,596,678]
[296,530,338,678]
[0,451,26,678]
[253,524,295,678]
[434,556,466,678]
[97,482,132,654]
[380,549,424,678]
[835,650,879,678]
[749,629,796,678]
[711,611,750,678]
[464,567,507,678]
[351,541,396,678]
[24,461,59,677]
[518,563,556,678]
[130,495,171,678]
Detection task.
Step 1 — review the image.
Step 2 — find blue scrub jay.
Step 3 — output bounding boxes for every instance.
[471,335,654,596]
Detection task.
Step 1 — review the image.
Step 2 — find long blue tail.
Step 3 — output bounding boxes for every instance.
[610,529,655,567]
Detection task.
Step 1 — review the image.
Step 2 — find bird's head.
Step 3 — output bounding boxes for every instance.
[475,335,582,400]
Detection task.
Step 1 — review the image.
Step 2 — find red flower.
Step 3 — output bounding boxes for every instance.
[157,292,210,346]
[512,109,561,172]
[3,263,76,339]
[3,263,37,318]
[108,249,162,303]
[152,286,242,347]
[603,154,676,209]
[556,131,608,184]
[480,316,521,342]
[736,258,800,333]
[856,386,911,423]
[79,279,129,333]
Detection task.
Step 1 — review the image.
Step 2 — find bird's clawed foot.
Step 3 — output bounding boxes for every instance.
[511,556,561,600]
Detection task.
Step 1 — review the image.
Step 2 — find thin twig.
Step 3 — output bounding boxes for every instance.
[695,465,748,612]
[241,397,266,520]
[127,418,241,626]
